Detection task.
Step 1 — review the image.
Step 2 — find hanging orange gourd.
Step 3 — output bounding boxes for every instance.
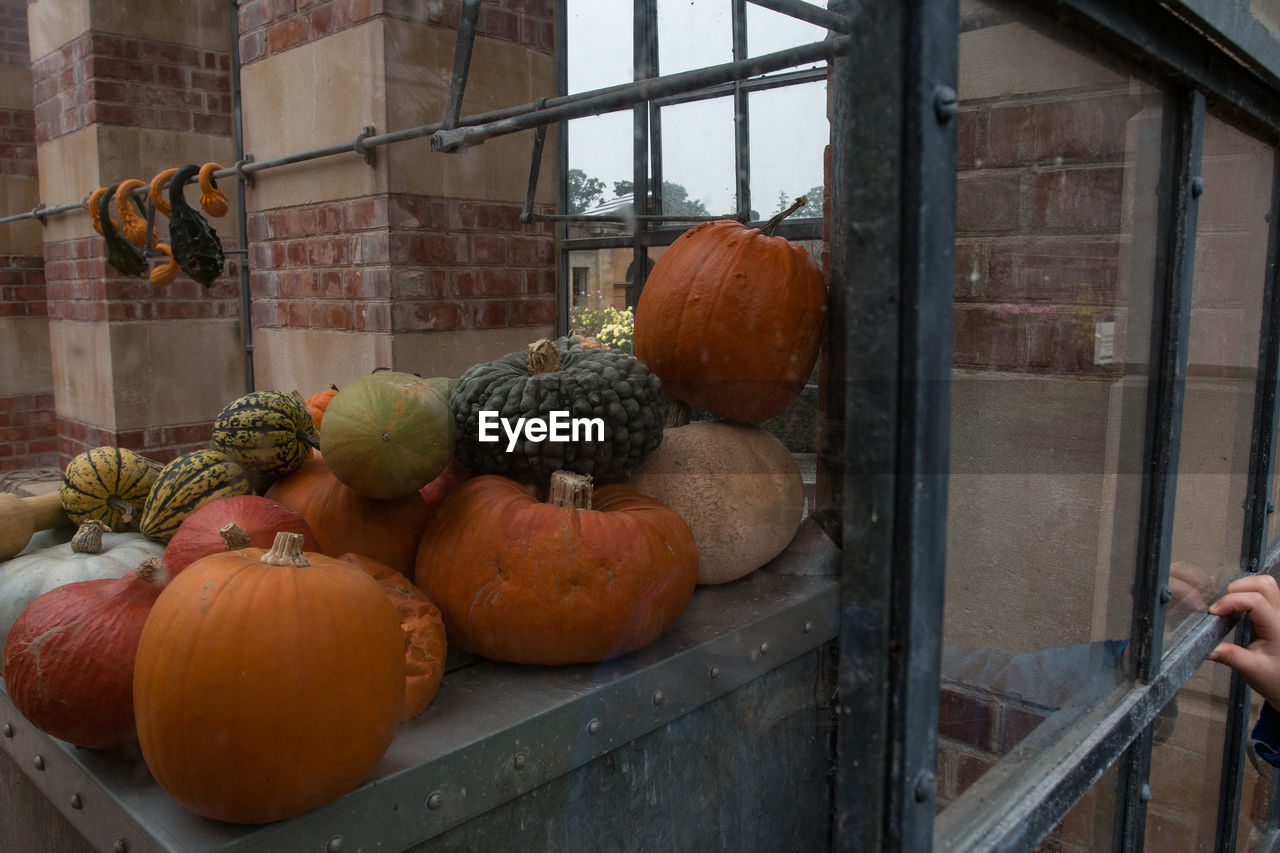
[113,179,159,248]
[198,161,229,217]
[633,197,827,424]
[91,185,146,277]
[133,532,405,824]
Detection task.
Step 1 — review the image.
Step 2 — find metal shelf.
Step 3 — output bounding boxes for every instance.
[0,522,838,853]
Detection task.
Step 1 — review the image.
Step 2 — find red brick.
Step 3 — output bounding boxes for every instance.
[478,6,519,41]
[986,94,1136,166]
[453,201,523,231]
[393,268,450,299]
[984,237,1119,303]
[455,268,523,297]
[956,172,1020,233]
[266,17,310,55]
[311,301,355,330]
[354,301,391,332]
[392,300,464,332]
[470,234,507,264]
[345,267,391,299]
[343,197,389,230]
[507,297,555,326]
[474,300,508,328]
[1031,166,1124,232]
[509,236,552,266]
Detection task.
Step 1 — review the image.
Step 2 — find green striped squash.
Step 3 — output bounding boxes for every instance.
[60,446,161,530]
[139,450,254,542]
[212,391,319,480]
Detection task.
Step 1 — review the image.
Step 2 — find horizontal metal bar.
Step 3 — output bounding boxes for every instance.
[934,606,1241,852]
[431,35,849,151]
[560,218,823,251]
[746,0,853,33]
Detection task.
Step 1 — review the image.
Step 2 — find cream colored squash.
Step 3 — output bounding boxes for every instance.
[627,419,804,584]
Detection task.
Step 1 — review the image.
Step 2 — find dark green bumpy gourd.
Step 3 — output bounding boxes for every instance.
[450,335,667,488]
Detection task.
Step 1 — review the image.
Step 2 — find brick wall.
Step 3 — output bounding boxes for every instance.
[30,32,231,143]
[953,90,1139,376]
[0,0,28,66]
[236,0,554,65]
[246,195,555,334]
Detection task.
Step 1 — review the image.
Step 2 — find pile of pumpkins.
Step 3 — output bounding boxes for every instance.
[0,206,826,826]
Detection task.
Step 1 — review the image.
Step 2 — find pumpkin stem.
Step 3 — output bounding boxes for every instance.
[219,522,252,551]
[70,519,111,554]
[135,556,166,584]
[547,470,593,510]
[526,339,563,375]
[261,531,310,567]
[104,494,137,525]
[761,195,808,237]
[665,400,693,429]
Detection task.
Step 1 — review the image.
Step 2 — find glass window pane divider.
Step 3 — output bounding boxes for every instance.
[732,0,751,218]
[556,0,569,333]
[827,0,955,849]
[1112,86,1206,852]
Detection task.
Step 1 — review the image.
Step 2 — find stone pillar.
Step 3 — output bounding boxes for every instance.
[0,0,53,472]
[28,0,241,465]
[236,1,558,396]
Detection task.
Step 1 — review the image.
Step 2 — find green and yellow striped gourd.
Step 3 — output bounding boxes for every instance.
[212,391,319,481]
[60,446,161,530]
[139,449,254,542]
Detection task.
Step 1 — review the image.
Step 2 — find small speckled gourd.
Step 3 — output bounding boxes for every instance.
[139,450,254,543]
[212,391,319,480]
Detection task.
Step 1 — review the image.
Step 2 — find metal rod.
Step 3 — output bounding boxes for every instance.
[230,0,254,394]
[745,0,853,33]
[521,123,548,223]
[430,36,849,152]
[441,0,483,132]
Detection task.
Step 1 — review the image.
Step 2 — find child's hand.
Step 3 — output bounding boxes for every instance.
[1208,574,1280,708]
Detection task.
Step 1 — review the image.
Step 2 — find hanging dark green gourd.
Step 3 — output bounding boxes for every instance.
[95,185,147,278]
[167,163,225,287]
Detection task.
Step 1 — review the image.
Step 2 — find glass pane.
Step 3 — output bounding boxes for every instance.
[656,0,731,76]
[1170,116,1275,624]
[749,81,827,221]
[746,2,826,73]
[567,112,636,235]
[566,0,632,93]
[942,0,1163,801]
[658,96,736,217]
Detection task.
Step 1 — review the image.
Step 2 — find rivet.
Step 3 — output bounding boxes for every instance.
[1160,585,1173,604]
[426,791,443,810]
[113,840,128,853]
[325,836,344,853]
[69,793,83,810]
[1190,176,1205,197]
[759,642,769,656]
[709,665,720,679]
[513,753,527,770]
[587,718,601,735]
[933,85,959,123]
[652,690,664,706]
[2,723,12,737]
[914,770,936,803]
[803,622,813,633]
[33,755,44,771]
[1140,783,1152,803]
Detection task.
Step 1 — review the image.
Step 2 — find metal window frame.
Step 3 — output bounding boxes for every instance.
[557,0,1280,850]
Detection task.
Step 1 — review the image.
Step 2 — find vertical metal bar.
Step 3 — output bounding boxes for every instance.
[732,0,751,218]
[442,0,483,131]
[630,0,655,305]
[555,0,569,333]
[1112,87,1205,853]
[828,0,955,849]
[229,0,254,393]
[1218,146,1280,853]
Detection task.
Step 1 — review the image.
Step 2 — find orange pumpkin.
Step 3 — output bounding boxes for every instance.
[633,201,826,424]
[338,552,447,720]
[414,471,698,665]
[132,532,404,824]
[306,384,339,431]
[264,453,430,576]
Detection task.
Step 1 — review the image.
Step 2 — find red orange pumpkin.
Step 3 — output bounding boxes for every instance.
[633,202,826,424]
[415,471,698,665]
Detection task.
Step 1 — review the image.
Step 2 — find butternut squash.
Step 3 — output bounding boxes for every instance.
[0,492,70,562]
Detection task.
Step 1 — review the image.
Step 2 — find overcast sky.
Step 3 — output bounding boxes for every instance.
[565,0,829,217]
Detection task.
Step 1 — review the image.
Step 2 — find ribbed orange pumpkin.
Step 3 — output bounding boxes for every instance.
[265,454,430,576]
[633,203,826,424]
[338,552,447,720]
[132,532,405,824]
[414,471,698,665]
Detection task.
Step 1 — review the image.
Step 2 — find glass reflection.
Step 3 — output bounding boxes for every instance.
[941,0,1162,803]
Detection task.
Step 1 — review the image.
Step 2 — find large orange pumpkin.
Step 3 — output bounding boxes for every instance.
[414,471,698,665]
[265,454,430,576]
[132,532,405,824]
[633,202,826,424]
